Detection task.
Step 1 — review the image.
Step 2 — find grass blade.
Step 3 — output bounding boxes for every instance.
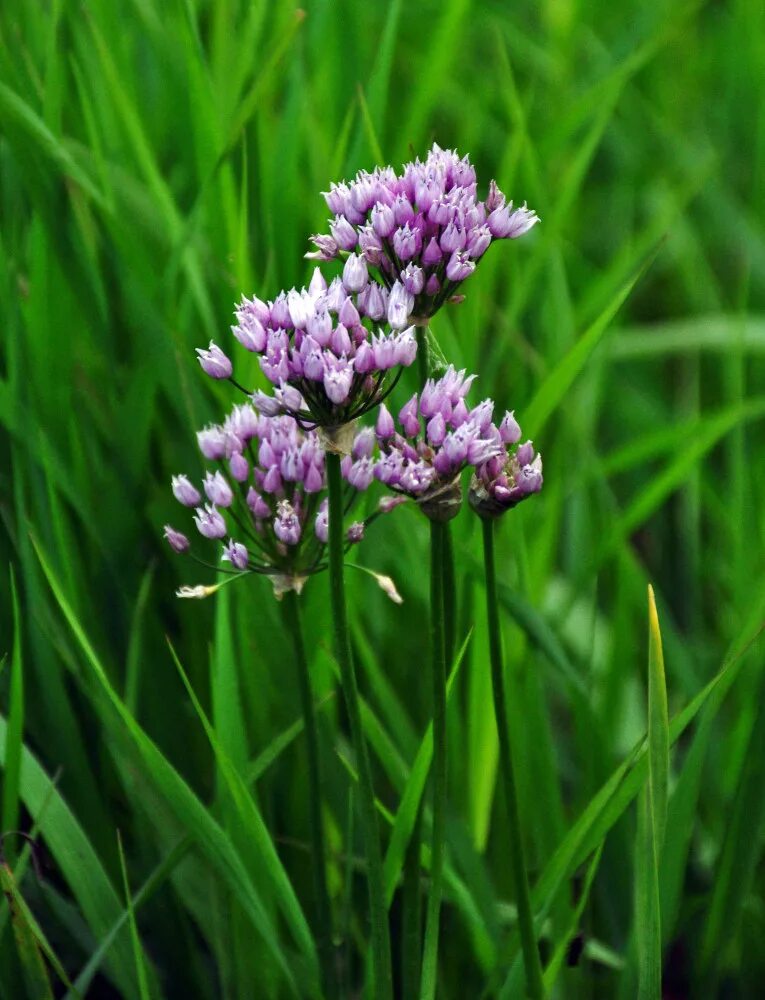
[542,842,604,996]
[646,585,669,859]
[382,630,472,907]
[1,567,24,844]
[0,860,55,1000]
[524,249,659,437]
[166,639,320,994]
[635,586,669,999]
[116,831,152,1000]
[31,535,306,997]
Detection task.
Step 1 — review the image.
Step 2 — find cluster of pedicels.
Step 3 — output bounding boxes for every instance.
[163,403,369,595]
[166,144,544,592]
[308,143,538,325]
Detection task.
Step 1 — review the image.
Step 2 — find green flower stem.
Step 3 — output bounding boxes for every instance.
[420,519,447,1000]
[280,590,337,999]
[326,451,393,1000]
[442,524,457,669]
[416,326,429,387]
[481,517,544,999]
[401,803,423,1000]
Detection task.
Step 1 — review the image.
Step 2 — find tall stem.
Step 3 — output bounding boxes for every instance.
[401,803,423,999]
[326,451,393,1000]
[442,524,457,669]
[420,520,447,1000]
[481,518,544,999]
[281,590,337,999]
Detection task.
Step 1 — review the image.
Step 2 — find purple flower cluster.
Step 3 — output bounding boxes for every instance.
[164,404,368,592]
[173,145,545,598]
[369,366,507,522]
[227,267,417,432]
[308,143,539,323]
[469,417,543,520]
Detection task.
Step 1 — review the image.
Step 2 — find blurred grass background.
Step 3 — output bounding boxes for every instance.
[1,0,764,996]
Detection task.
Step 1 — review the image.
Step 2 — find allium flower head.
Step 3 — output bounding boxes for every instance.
[165,402,371,594]
[469,412,544,519]
[308,143,539,324]
[230,267,417,440]
[370,365,505,522]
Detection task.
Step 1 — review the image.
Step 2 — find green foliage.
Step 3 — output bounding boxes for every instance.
[1,0,764,996]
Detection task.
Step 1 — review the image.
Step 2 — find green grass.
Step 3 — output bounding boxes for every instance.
[1,0,765,996]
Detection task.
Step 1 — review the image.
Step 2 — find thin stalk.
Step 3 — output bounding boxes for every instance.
[416,326,429,386]
[280,590,337,1000]
[442,524,457,669]
[326,451,393,1000]
[401,803,423,999]
[481,518,544,999]
[420,520,447,1000]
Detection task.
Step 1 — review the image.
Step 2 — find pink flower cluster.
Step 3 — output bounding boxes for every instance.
[308,143,538,322]
[164,405,367,585]
[228,267,417,428]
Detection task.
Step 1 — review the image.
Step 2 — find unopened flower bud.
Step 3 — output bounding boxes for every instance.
[387,281,414,329]
[164,525,190,553]
[330,215,358,251]
[342,253,369,293]
[204,471,234,507]
[499,411,522,444]
[196,341,233,379]
[229,453,249,482]
[376,404,395,439]
[172,475,201,507]
[371,202,396,238]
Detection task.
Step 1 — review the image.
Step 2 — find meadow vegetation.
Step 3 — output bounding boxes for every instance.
[1,0,764,996]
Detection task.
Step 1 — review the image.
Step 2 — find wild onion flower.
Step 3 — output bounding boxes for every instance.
[371,365,504,522]
[165,404,367,595]
[222,266,417,446]
[468,416,543,519]
[308,143,539,324]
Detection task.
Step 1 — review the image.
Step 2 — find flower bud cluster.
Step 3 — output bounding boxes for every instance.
[164,404,368,590]
[308,143,538,323]
[227,266,417,430]
[369,366,505,522]
[469,414,544,520]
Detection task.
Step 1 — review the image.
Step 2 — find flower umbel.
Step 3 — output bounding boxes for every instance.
[371,365,504,522]
[228,267,417,436]
[166,403,369,594]
[469,416,543,520]
[308,143,539,324]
